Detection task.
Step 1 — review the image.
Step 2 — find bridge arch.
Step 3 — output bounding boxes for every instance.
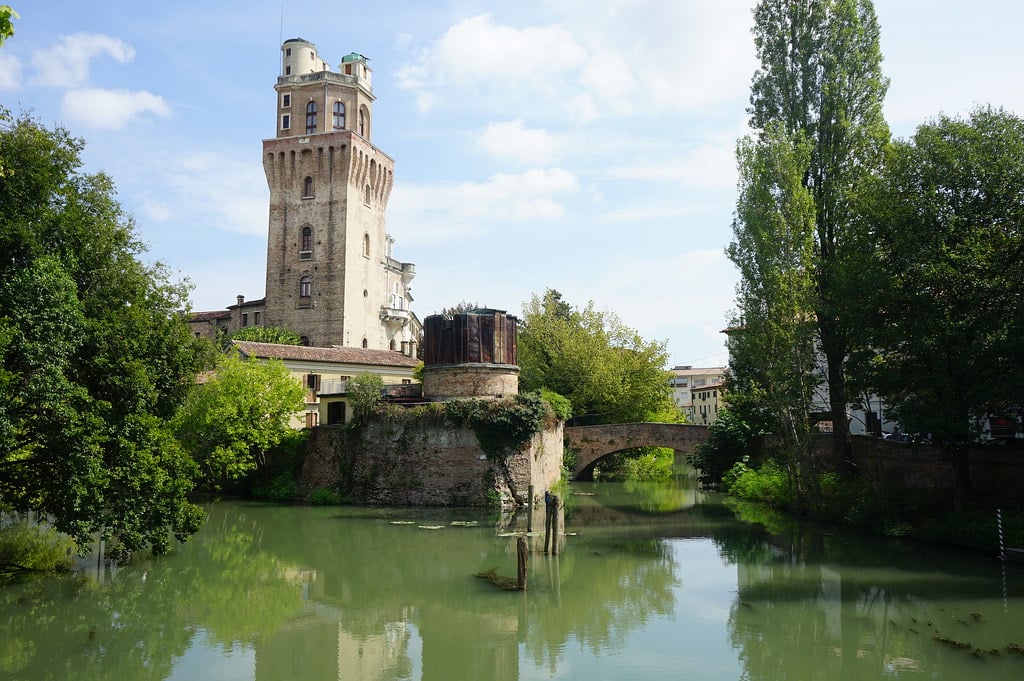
[564,423,709,481]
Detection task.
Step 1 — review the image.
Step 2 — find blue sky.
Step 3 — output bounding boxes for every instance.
[3,1,1022,368]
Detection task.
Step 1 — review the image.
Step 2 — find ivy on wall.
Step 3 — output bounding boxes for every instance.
[376,392,555,458]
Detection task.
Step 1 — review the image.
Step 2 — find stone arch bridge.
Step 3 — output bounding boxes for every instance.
[564,423,709,480]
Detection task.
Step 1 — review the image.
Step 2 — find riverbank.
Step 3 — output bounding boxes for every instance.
[721,459,1024,556]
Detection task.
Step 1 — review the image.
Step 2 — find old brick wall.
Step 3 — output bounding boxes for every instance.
[299,419,563,507]
[850,436,1024,501]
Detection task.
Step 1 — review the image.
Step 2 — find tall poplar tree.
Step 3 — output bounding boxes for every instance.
[745,0,890,464]
[727,123,820,471]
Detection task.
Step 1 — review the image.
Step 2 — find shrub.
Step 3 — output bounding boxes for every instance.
[0,524,76,583]
[309,488,341,506]
[348,373,385,423]
[539,389,572,422]
[725,459,790,504]
[691,409,756,487]
[252,473,298,502]
[596,446,674,482]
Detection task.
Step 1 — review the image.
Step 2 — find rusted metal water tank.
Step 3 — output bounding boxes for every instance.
[421,308,519,399]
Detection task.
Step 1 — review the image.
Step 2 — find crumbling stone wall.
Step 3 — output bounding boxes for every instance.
[299,419,563,507]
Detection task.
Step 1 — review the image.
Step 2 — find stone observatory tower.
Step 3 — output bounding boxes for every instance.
[262,38,417,352]
[421,309,519,400]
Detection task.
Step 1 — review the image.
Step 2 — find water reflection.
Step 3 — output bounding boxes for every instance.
[714,499,1024,680]
[2,478,1023,681]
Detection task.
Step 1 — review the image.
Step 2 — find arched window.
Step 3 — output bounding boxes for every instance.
[364,183,371,205]
[303,176,313,198]
[333,101,345,130]
[300,226,312,255]
[358,109,366,137]
[361,338,368,348]
[305,101,317,134]
[389,339,396,350]
[362,233,370,257]
[299,275,312,304]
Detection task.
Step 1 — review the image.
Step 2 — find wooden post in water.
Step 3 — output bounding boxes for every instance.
[543,491,559,554]
[551,497,559,556]
[527,484,534,533]
[516,536,528,590]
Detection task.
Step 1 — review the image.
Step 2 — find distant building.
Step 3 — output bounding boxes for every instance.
[669,365,726,422]
[690,382,724,426]
[189,38,419,355]
[721,327,896,436]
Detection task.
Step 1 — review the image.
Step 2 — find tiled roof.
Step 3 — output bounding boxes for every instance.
[233,340,420,368]
[188,310,232,322]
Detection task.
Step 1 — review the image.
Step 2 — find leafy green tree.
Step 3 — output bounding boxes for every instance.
[0,5,15,46]
[858,108,1024,507]
[518,289,671,423]
[173,354,304,490]
[726,123,821,472]
[0,115,209,554]
[347,372,384,423]
[438,300,486,314]
[225,325,301,347]
[691,408,758,487]
[747,0,890,465]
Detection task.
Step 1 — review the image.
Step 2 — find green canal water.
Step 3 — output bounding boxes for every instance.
[3,475,1024,680]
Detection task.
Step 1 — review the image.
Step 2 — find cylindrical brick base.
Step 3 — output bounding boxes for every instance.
[421,363,519,400]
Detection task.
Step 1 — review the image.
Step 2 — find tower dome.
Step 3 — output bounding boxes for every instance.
[281,37,328,77]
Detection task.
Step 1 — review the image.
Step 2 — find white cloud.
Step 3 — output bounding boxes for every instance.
[396,13,587,112]
[389,167,579,245]
[396,5,755,120]
[0,52,21,90]
[32,33,135,88]
[61,88,170,129]
[477,120,561,165]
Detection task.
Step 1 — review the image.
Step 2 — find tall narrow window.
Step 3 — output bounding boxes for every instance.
[333,101,345,130]
[303,176,313,198]
[281,114,290,130]
[299,276,312,306]
[363,233,370,257]
[282,93,291,108]
[358,109,365,136]
[306,101,317,134]
[301,226,312,253]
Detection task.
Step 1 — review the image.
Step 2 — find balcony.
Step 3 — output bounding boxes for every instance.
[380,306,411,325]
[319,379,349,395]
